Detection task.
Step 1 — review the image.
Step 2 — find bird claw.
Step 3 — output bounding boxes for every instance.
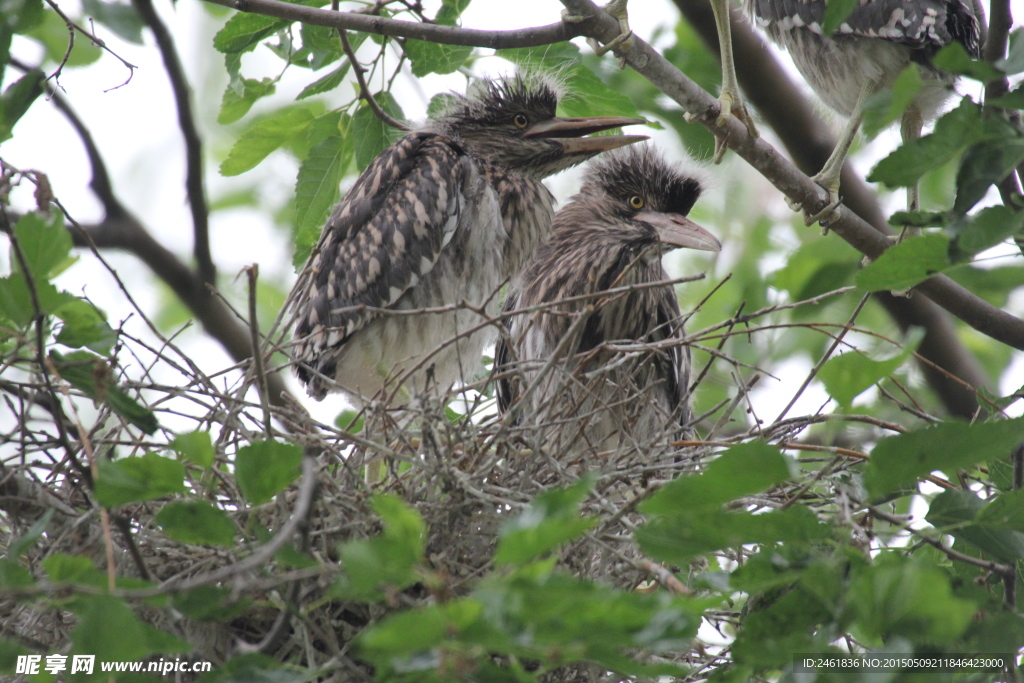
[787,178,842,233]
[581,0,633,68]
[710,91,759,164]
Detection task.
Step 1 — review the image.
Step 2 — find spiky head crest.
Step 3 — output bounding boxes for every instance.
[580,144,707,219]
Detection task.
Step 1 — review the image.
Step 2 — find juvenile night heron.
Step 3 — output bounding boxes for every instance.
[494,145,721,458]
[289,72,647,406]
[743,0,984,222]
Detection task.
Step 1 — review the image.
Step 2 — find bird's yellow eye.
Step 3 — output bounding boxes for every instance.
[514,114,529,128]
[628,195,645,210]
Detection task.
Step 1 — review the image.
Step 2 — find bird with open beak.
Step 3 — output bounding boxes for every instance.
[495,144,720,461]
[288,71,647,407]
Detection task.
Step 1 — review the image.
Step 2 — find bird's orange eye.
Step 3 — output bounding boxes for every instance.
[628,195,645,210]
[514,114,529,128]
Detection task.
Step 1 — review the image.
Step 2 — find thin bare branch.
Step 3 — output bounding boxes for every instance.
[131,0,216,285]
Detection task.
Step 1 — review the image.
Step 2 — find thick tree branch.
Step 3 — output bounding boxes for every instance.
[559,0,1024,355]
[132,0,216,286]
[199,0,577,48]
[672,0,991,417]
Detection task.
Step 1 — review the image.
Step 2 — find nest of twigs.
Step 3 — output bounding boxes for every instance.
[0,281,869,682]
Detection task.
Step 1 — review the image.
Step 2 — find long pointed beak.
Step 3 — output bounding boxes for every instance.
[636,211,722,252]
[524,115,649,155]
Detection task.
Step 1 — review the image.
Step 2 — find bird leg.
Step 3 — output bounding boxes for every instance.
[708,0,758,164]
[795,78,874,229]
[563,0,633,68]
[900,103,924,214]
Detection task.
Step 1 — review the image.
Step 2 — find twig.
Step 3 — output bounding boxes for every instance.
[131,0,216,285]
[245,265,273,438]
[638,560,690,595]
[42,0,137,91]
[338,28,410,131]
[775,293,870,424]
[865,502,1013,577]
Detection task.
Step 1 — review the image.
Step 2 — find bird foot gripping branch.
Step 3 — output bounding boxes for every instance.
[562,0,634,68]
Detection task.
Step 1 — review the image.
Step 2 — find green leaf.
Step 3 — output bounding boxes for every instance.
[976,488,1024,533]
[12,211,71,282]
[495,477,598,566]
[953,139,1024,215]
[932,42,1003,82]
[218,76,276,125]
[989,85,1024,109]
[82,0,143,44]
[169,430,215,467]
[637,505,830,563]
[818,334,919,407]
[2,0,44,35]
[293,134,349,268]
[49,349,159,434]
[864,416,1024,498]
[156,501,236,547]
[405,39,472,77]
[220,105,318,176]
[42,552,94,582]
[949,205,1024,260]
[887,210,946,228]
[996,28,1024,75]
[296,61,349,100]
[0,637,28,673]
[213,11,288,53]
[71,594,152,662]
[862,66,923,139]
[0,68,43,142]
[926,490,1024,563]
[172,585,251,621]
[769,237,860,301]
[25,8,102,67]
[7,508,53,557]
[351,92,406,170]
[822,0,858,35]
[334,409,364,433]
[642,441,793,514]
[0,273,71,327]
[54,299,116,353]
[94,453,186,507]
[854,232,950,292]
[850,555,976,644]
[732,583,833,667]
[331,494,425,601]
[868,99,1000,188]
[233,439,303,505]
[71,594,189,664]
[946,264,1024,308]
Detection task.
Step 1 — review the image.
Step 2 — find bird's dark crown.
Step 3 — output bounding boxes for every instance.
[428,71,596,178]
[581,145,704,220]
[441,72,562,128]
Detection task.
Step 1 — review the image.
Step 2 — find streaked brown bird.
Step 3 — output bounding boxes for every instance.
[289,72,647,405]
[494,145,721,457]
[742,0,984,222]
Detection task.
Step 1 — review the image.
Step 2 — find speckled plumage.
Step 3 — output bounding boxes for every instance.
[495,146,720,457]
[290,73,646,404]
[745,0,982,117]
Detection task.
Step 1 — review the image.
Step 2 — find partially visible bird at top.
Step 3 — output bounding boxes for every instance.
[742,0,984,224]
[494,144,721,459]
[561,0,759,163]
[288,71,648,407]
